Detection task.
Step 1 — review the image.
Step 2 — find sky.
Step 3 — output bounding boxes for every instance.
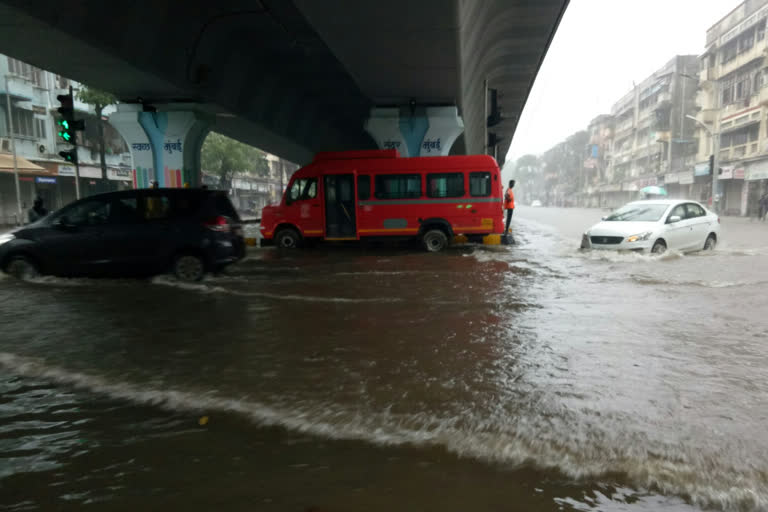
[504,0,741,170]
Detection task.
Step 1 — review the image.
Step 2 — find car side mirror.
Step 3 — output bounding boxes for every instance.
[601,215,607,221]
[668,215,682,224]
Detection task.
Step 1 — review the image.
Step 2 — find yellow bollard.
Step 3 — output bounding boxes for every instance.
[482,234,501,245]
[198,416,209,426]
[453,235,468,244]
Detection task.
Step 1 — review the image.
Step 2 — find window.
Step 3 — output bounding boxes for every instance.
[469,172,491,197]
[109,197,141,224]
[756,71,764,91]
[667,205,686,223]
[145,194,171,220]
[759,20,766,41]
[357,175,371,200]
[288,178,317,202]
[684,203,705,219]
[7,57,41,85]
[34,118,46,139]
[374,174,421,199]
[213,194,238,218]
[60,198,111,226]
[427,173,464,198]
[11,108,35,138]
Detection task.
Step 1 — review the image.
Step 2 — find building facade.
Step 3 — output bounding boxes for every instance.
[0,54,132,225]
[597,55,700,208]
[693,0,768,216]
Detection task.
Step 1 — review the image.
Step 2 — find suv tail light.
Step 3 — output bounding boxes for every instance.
[204,215,231,232]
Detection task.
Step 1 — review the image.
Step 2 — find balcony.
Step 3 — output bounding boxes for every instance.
[719,38,768,79]
[719,142,761,162]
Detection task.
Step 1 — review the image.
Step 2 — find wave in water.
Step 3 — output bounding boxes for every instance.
[0,352,765,511]
[630,274,768,289]
[150,275,402,303]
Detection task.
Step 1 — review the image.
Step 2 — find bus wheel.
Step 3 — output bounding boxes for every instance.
[276,228,301,249]
[422,229,448,252]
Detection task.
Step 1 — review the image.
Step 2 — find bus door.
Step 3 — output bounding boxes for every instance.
[323,174,357,239]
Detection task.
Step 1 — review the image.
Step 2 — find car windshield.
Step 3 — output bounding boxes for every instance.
[604,204,668,222]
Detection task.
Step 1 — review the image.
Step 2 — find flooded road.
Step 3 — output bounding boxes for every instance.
[2,207,768,511]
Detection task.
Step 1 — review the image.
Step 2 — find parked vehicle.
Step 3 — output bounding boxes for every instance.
[0,188,245,281]
[581,200,720,254]
[260,150,503,252]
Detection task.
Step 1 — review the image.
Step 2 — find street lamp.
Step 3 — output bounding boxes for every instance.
[687,113,719,208]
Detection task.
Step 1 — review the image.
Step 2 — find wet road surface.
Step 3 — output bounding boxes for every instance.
[1,207,768,511]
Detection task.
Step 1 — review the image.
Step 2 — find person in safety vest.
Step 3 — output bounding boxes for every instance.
[504,179,515,234]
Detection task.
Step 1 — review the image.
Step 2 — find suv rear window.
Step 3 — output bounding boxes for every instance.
[213,193,239,219]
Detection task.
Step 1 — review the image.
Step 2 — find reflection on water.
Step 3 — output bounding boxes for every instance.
[1,214,767,511]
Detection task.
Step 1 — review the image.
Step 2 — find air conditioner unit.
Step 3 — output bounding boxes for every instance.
[38,144,46,154]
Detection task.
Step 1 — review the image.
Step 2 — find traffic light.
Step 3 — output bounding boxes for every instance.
[56,91,84,145]
[59,149,77,164]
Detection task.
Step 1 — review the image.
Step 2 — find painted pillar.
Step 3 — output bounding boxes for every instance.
[109,104,155,188]
[364,106,464,157]
[109,106,213,188]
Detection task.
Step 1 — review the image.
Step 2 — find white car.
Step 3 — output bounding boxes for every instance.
[581,199,720,254]
[531,200,543,207]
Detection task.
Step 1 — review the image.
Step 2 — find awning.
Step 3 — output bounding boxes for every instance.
[0,153,50,174]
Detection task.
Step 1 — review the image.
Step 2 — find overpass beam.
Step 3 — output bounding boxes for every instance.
[109,105,213,188]
[364,106,464,157]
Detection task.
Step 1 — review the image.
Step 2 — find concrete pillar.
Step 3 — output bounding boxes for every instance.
[109,105,212,188]
[364,106,464,157]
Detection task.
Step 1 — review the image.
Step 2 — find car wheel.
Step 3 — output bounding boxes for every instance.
[173,254,205,282]
[422,229,448,252]
[703,234,717,251]
[5,255,39,279]
[275,228,301,249]
[651,240,667,254]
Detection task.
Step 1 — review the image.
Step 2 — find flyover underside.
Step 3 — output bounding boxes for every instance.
[0,0,568,165]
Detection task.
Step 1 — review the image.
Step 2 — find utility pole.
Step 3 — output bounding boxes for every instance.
[4,76,23,223]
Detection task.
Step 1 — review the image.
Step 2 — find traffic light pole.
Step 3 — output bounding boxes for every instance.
[70,85,81,200]
[4,75,23,223]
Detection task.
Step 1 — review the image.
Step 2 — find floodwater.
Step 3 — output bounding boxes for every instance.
[2,207,768,511]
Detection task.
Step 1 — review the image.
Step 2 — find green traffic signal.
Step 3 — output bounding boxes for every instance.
[57,119,70,130]
[58,130,73,142]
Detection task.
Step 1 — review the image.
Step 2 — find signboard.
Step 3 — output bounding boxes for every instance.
[678,171,695,185]
[747,160,768,181]
[57,164,76,177]
[664,173,679,184]
[19,176,34,182]
[107,168,133,181]
[35,176,56,184]
[79,166,103,179]
[720,166,733,180]
[734,168,745,180]
[694,163,710,176]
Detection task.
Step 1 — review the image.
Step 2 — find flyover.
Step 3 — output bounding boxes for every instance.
[0,0,568,183]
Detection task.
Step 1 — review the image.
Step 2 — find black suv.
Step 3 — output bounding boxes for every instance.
[0,188,245,281]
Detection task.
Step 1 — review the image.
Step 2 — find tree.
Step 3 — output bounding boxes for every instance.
[201,132,270,189]
[77,86,117,179]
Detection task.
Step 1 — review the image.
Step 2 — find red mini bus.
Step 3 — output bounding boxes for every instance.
[260,149,503,251]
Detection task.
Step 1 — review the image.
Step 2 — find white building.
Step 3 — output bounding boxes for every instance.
[0,54,132,225]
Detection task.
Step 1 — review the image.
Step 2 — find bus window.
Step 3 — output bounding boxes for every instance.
[358,175,371,200]
[469,172,491,196]
[427,173,464,198]
[375,174,421,199]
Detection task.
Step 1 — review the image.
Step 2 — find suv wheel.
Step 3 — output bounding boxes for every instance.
[422,229,448,252]
[275,228,301,249]
[5,255,39,279]
[173,254,205,282]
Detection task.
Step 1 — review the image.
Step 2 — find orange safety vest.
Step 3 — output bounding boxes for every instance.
[504,188,515,210]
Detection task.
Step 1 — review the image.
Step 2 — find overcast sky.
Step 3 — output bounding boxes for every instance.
[504,0,740,168]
